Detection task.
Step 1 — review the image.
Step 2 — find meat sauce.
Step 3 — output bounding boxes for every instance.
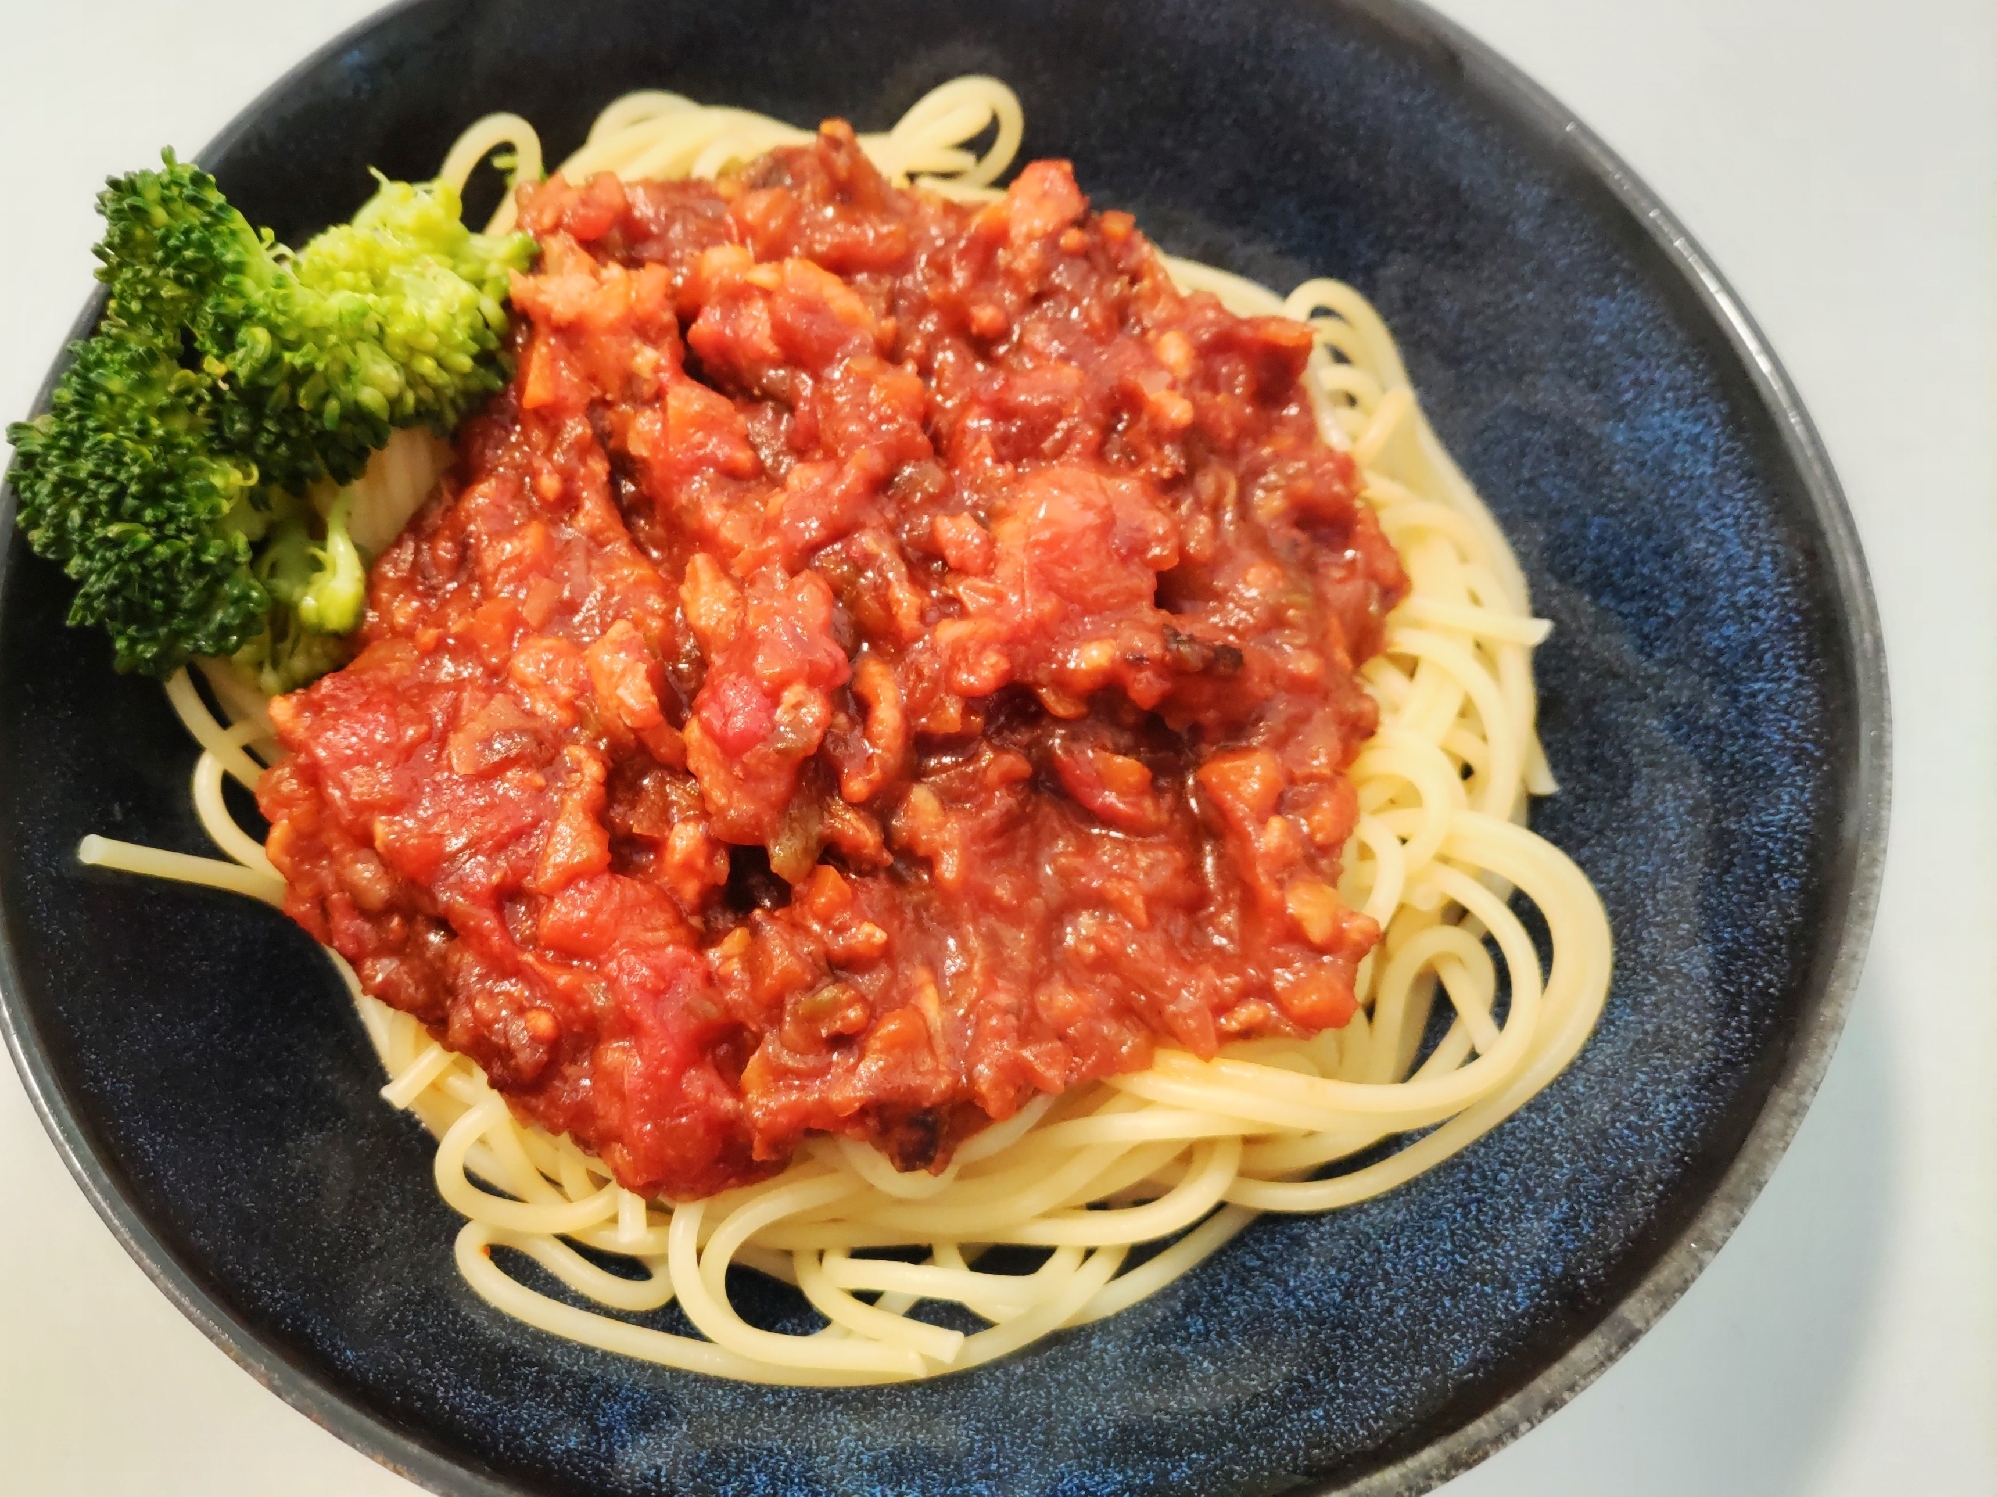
[258,123,1408,1200]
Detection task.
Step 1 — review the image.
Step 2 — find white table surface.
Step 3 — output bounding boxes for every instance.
[1,1,1990,1492]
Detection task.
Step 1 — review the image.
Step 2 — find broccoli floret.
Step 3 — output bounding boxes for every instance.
[227,487,365,693]
[247,492,320,607]
[217,171,532,492]
[98,153,531,494]
[295,493,365,634]
[5,151,535,681]
[8,327,267,676]
[231,608,354,697]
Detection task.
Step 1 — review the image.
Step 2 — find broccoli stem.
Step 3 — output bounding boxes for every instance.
[297,493,366,635]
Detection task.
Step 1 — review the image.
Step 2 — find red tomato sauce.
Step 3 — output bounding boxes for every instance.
[258,123,1407,1200]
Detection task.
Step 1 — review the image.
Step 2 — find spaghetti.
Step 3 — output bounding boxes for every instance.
[79,77,1612,1384]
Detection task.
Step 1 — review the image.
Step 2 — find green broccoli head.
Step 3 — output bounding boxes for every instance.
[9,328,267,676]
[216,171,534,491]
[94,149,275,342]
[5,151,536,682]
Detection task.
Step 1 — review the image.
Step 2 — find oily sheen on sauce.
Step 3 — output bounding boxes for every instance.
[258,123,1407,1203]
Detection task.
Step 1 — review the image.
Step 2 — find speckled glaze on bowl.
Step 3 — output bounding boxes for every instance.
[0,0,1886,1493]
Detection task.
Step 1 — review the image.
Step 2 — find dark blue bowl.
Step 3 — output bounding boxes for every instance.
[0,0,1887,1493]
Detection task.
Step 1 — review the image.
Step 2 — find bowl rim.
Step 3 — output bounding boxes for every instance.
[0,0,1890,1493]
